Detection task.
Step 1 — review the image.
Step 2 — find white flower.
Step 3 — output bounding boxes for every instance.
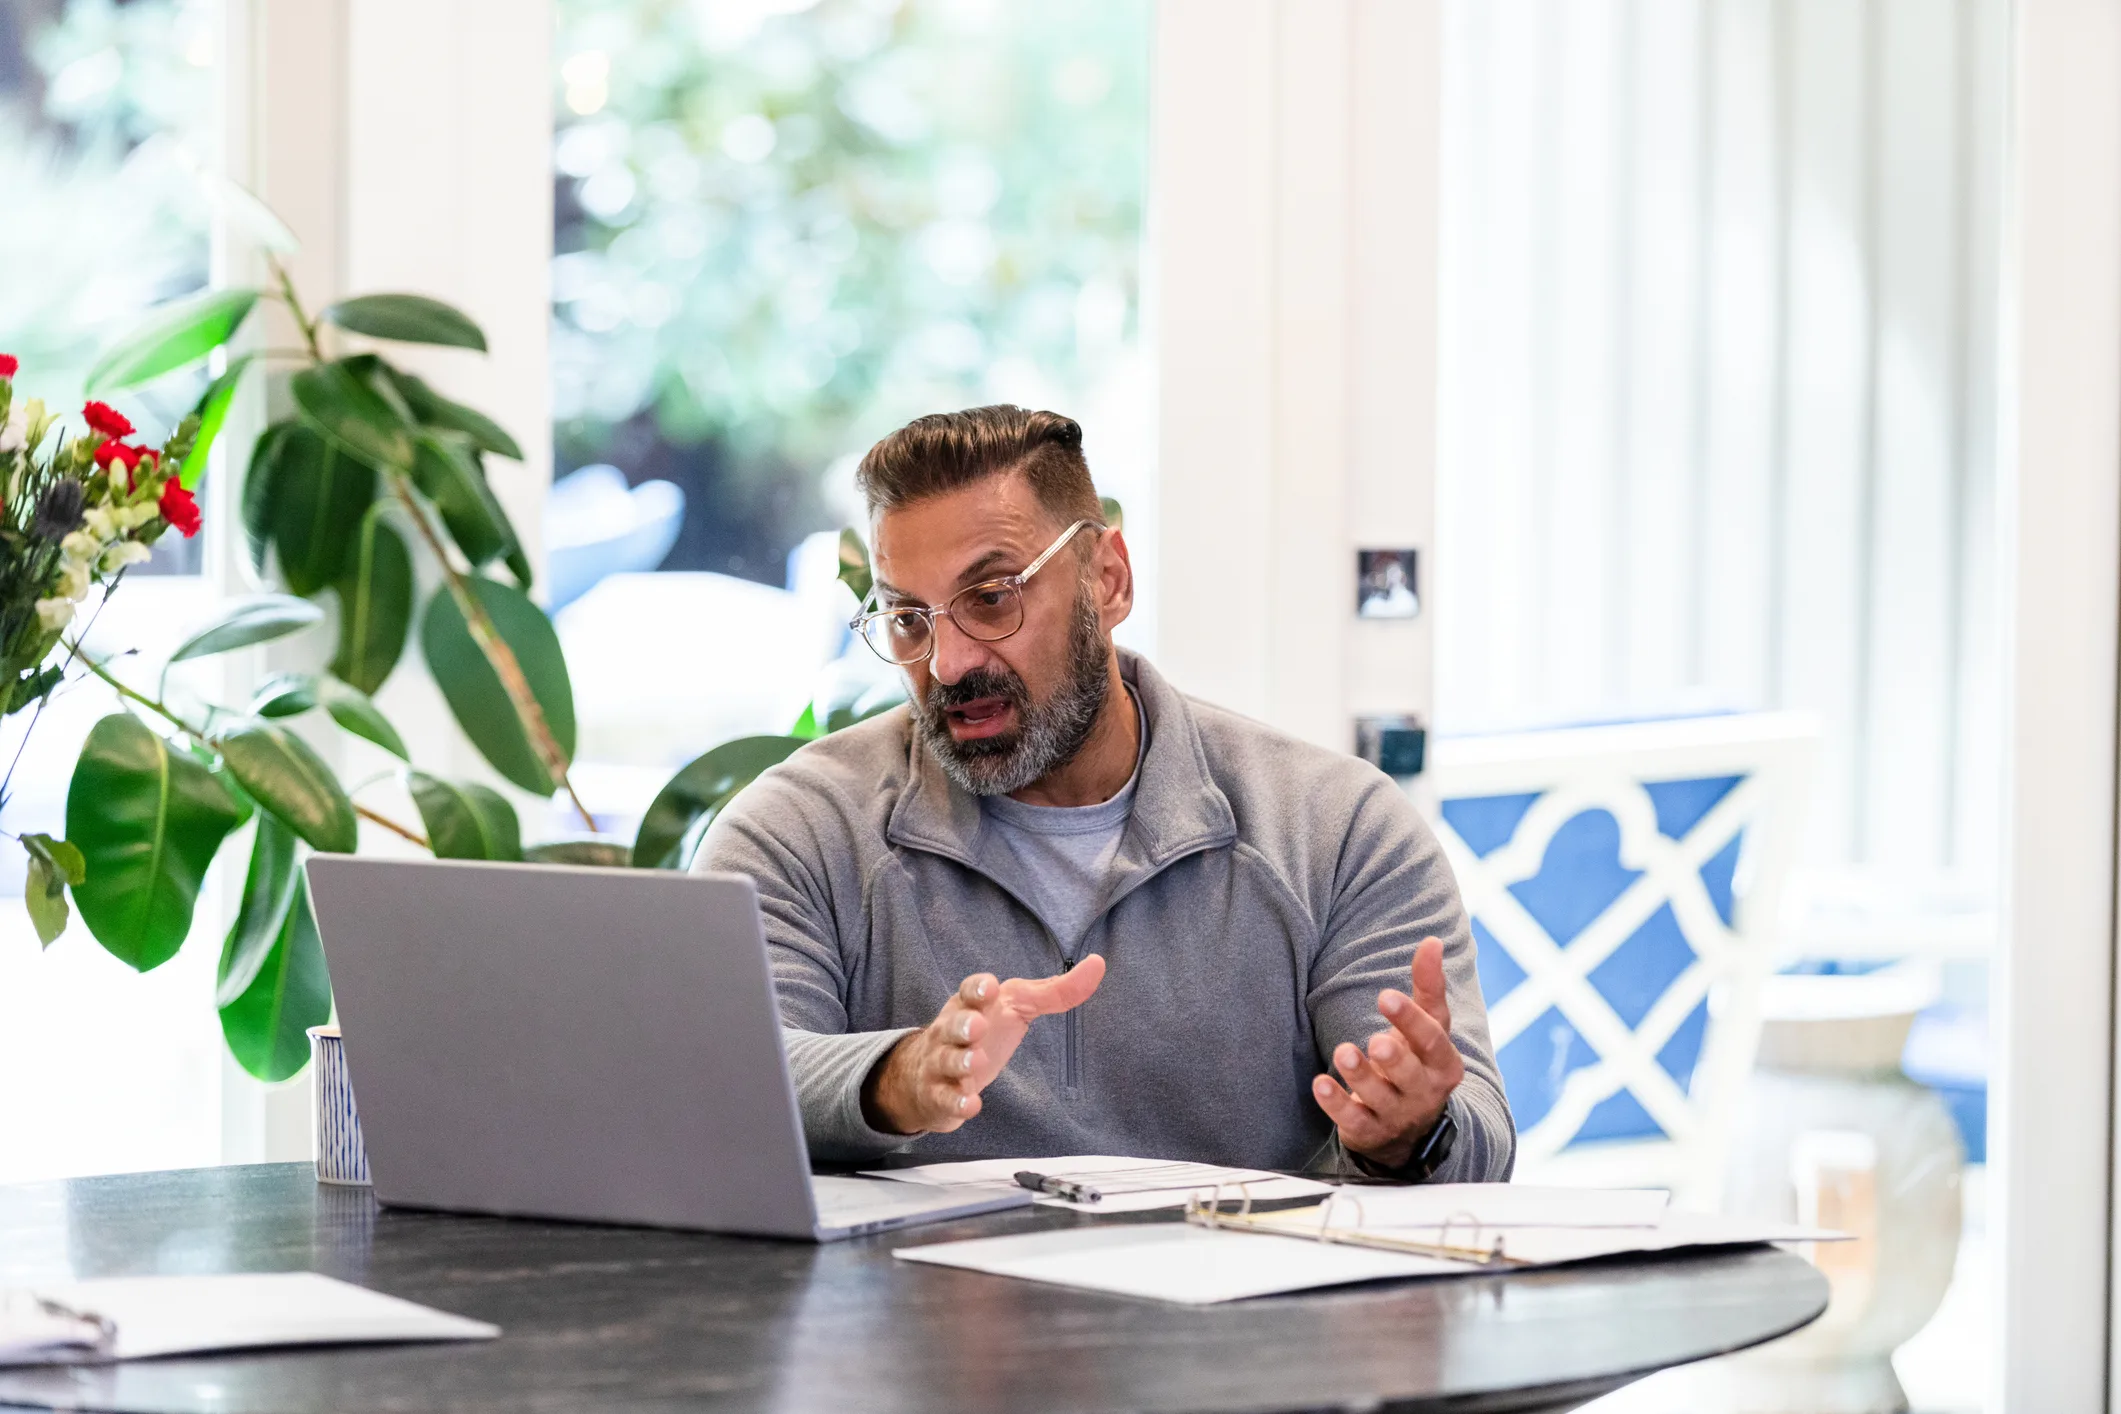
[60,530,100,559]
[98,541,152,574]
[34,597,75,632]
[119,502,160,530]
[81,506,119,540]
[56,561,91,601]
[0,408,26,454]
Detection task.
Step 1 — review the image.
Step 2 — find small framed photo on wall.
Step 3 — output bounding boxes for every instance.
[1356,549,1420,619]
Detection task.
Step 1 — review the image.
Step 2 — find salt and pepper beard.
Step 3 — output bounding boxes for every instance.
[913,579,1111,797]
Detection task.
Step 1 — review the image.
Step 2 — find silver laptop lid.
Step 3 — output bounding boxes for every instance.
[304,857,820,1238]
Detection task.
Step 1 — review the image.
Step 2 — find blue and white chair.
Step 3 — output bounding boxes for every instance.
[1422,714,1816,1197]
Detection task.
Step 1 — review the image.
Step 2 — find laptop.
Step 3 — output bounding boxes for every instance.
[302,856,1031,1240]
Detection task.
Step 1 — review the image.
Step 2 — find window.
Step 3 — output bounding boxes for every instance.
[549,0,1152,821]
[0,0,226,1183]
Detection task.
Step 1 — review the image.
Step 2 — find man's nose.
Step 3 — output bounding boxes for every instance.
[927,612,991,686]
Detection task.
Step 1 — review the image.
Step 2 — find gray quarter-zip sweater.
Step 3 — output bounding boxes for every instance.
[697,651,1515,1181]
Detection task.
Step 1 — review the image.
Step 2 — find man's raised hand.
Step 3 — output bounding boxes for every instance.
[862,955,1107,1136]
[1310,936,1464,1171]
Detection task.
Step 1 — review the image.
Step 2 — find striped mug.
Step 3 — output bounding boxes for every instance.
[308,1025,371,1186]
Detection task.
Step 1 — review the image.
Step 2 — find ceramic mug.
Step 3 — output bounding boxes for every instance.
[308,1025,371,1186]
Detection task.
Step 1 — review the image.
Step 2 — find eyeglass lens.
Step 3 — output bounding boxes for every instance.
[861,580,1026,663]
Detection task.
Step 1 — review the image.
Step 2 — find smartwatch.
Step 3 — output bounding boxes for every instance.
[1403,1106,1458,1182]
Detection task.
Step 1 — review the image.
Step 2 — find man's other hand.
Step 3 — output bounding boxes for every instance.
[1311,936,1465,1172]
[862,955,1107,1136]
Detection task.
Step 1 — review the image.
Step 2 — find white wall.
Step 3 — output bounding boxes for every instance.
[1153,0,1441,750]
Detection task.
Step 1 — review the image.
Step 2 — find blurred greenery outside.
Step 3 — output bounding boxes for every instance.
[0,0,215,576]
[552,0,1152,585]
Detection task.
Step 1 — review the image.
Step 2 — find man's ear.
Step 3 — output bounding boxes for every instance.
[1097,528,1135,631]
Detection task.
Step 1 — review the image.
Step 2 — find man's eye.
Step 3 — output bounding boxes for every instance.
[969,588,1008,609]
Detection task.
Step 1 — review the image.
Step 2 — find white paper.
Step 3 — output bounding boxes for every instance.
[895,1224,1461,1304]
[892,1202,1848,1305]
[0,1273,498,1365]
[864,1155,1334,1213]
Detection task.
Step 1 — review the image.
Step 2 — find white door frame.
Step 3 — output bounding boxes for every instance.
[2000,1,2119,1408]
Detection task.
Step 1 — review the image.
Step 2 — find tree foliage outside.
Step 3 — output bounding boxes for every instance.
[552,0,1151,582]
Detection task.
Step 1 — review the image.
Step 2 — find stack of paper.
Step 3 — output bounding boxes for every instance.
[893,1183,1844,1305]
[0,1273,498,1366]
[865,1155,1334,1213]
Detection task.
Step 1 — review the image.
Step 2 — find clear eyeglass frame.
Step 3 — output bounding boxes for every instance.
[850,518,1099,665]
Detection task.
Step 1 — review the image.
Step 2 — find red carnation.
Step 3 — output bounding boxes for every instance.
[158,479,201,539]
[82,401,134,439]
[0,354,17,379]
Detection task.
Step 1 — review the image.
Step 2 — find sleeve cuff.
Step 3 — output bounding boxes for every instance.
[781,1027,922,1163]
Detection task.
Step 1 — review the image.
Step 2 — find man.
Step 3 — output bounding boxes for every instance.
[699,406,1514,1181]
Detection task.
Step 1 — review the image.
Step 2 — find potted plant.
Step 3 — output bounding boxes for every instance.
[4,266,896,1091]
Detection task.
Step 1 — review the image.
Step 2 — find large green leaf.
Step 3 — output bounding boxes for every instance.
[22,833,84,948]
[219,873,331,1082]
[66,714,249,971]
[410,434,520,573]
[837,528,873,605]
[524,839,631,867]
[380,367,523,461]
[407,771,521,861]
[319,678,407,760]
[249,672,318,719]
[178,353,256,491]
[290,360,415,470]
[212,720,358,853]
[322,294,487,352]
[633,735,805,870]
[216,813,299,1006]
[268,422,379,595]
[420,578,577,794]
[169,594,324,664]
[241,420,296,573]
[330,505,414,694]
[84,287,262,393]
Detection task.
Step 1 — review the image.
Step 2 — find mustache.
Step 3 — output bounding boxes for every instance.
[925,668,1031,716]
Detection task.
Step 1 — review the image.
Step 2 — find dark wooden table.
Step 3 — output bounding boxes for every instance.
[0,1164,1825,1414]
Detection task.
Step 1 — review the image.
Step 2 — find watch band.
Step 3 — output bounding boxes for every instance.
[1403,1106,1458,1182]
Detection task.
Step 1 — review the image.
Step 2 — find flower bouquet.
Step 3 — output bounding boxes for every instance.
[2,357,204,943]
[1,366,203,708]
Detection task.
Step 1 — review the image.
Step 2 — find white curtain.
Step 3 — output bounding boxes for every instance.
[1436,0,2008,878]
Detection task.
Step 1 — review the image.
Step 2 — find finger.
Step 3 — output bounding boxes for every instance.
[1378,989,1458,1070]
[927,1075,981,1127]
[1311,1073,1388,1147]
[957,973,998,1007]
[1367,1024,1460,1095]
[1334,1040,1406,1115]
[1002,953,1108,1017]
[938,1006,988,1047]
[1409,936,1451,1029]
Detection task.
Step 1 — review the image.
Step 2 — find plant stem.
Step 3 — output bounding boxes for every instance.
[266,255,322,362]
[354,803,428,849]
[386,474,597,831]
[65,639,199,736]
[68,639,437,855]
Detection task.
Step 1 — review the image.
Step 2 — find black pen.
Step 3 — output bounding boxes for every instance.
[1014,1170,1104,1204]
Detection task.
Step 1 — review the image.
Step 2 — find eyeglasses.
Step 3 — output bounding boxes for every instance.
[851,519,1097,666]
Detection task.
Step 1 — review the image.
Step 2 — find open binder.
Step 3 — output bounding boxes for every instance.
[1181,1183,1847,1272]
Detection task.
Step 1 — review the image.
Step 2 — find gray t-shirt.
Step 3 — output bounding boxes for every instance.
[976,689,1145,955]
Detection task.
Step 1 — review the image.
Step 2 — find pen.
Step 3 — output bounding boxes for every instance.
[1014,1170,1104,1204]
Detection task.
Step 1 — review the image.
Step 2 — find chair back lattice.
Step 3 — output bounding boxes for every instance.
[1422,715,1814,1174]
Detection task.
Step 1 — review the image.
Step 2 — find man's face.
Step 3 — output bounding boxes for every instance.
[871,471,1132,795]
